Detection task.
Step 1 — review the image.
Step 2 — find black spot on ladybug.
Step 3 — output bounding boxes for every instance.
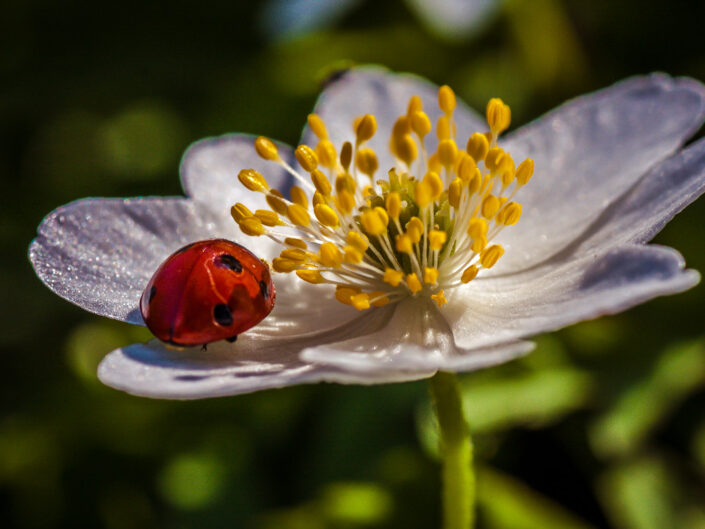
[259,280,269,299]
[213,304,234,326]
[226,335,238,343]
[174,242,196,254]
[217,254,242,273]
[148,285,157,303]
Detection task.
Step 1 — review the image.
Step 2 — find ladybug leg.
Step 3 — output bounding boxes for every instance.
[226,335,238,343]
[201,344,208,352]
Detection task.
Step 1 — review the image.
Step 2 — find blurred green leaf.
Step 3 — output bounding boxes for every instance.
[478,466,596,529]
[158,452,227,510]
[318,482,393,525]
[590,339,705,458]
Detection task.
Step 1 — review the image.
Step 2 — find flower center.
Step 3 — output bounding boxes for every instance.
[231,85,534,311]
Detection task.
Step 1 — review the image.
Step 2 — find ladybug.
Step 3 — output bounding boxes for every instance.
[140,239,275,347]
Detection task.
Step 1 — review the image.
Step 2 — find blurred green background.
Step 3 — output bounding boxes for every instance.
[4,0,705,527]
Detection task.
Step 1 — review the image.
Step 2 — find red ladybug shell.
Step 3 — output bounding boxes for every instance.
[140,239,275,346]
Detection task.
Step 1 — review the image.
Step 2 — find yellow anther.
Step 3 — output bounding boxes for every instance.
[355,148,379,176]
[484,147,505,173]
[254,136,280,161]
[471,236,487,253]
[411,111,432,137]
[361,209,387,236]
[351,293,371,311]
[480,244,504,268]
[461,265,479,284]
[314,203,339,228]
[384,268,404,287]
[337,189,356,215]
[362,184,374,198]
[239,216,265,236]
[290,185,308,208]
[238,168,269,193]
[468,169,482,194]
[313,191,326,207]
[319,242,343,268]
[370,292,390,307]
[285,237,307,249]
[415,179,433,209]
[429,230,447,251]
[231,202,253,222]
[394,134,418,166]
[407,216,424,243]
[266,190,288,215]
[343,245,364,264]
[280,248,307,262]
[316,140,337,169]
[438,139,458,168]
[356,114,377,144]
[287,203,311,226]
[307,113,328,139]
[500,202,522,225]
[335,173,356,194]
[374,206,389,228]
[407,95,423,116]
[438,85,456,114]
[481,195,501,218]
[431,290,447,307]
[386,192,401,220]
[392,115,412,138]
[255,209,280,226]
[340,141,353,171]
[500,157,516,187]
[457,155,476,183]
[516,158,535,186]
[406,273,423,294]
[436,115,451,140]
[335,286,360,305]
[467,218,488,239]
[347,231,369,252]
[449,178,463,208]
[296,269,325,284]
[272,257,298,273]
[311,169,332,196]
[466,132,489,162]
[428,152,442,173]
[295,144,318,172]
[424,267,439,285]
[395,233,413,254]
[486,98,511,134]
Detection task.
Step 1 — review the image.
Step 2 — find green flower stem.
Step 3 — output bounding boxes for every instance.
[429,371,475,529]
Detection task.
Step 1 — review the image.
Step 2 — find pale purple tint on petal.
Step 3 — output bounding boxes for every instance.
[405,0,498,40]
[444,244,699,350]
[493,75,705,273]
[301,66,486,174]
[98,306,431,399]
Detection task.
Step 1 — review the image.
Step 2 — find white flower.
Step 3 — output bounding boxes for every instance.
[29,66,705,399]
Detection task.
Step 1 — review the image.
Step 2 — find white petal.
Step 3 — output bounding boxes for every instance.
[29,197,226,324]
[301,296,532,373]
[576,137,705,252]
[180,134,295,225]
[494,75,705,273]
[98,308,430,399]
[445,244,699,350]
[405,0,498,40]
[301,66,486,175]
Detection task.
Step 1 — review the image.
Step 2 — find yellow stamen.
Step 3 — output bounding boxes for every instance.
[466,132,489,162]
[351,293,371,311]
[407,95,423,116]
[239,217,265,236]
[273,257,298,273]
[396,234,413,254]
[370,291,390,307]
[424,267,439,285]
[384,268,404,286]
[307,113,328,139]
[481,195,500,218]
[231,203,253,222]
[255,209,280,226]
[238,169,269,193]
[480,245,504,268]
[516,158,535,185]
[431,290,447,307]
[280,248,307,262]
[461,266,479,284]
[266,190,288,215]
[319,242,343,268]
[311,169,332,196]
[340,141,353,171]
[290,185,308,208]
[411,111,432,137]
[287,203,311,226]
[255,137,280,161]
[429,230,447,251]
[438,139,458,169]
[356,148,379,176]
[486,98,511,134]
[439,85,456,115]
[295,145,318,172]
[344,245,364,264]
[316,140,337,169]
[336,286,360,305]
[406,273,423,294]
[347,231,369,252]
[467,218,488,239]
[314,204,340,228]
[356,114,377,144]
[386,192,401,220]
[285,237,307,249]
[361,209,387,236]
[449,178,462,209]
[296,269,325,284]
